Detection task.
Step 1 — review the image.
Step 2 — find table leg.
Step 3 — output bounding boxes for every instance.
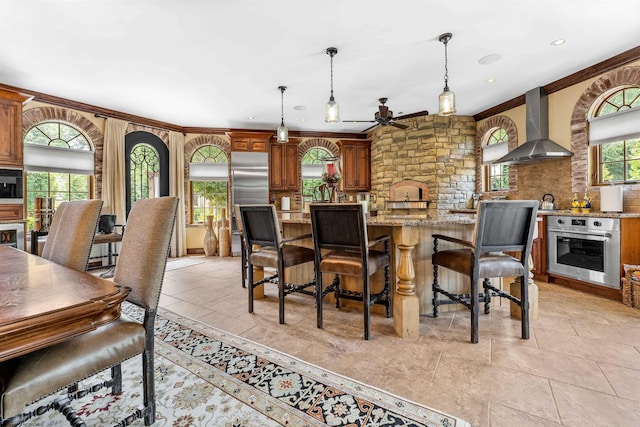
[393,227,420,338]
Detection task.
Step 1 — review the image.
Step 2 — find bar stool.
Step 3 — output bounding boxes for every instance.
[432,200,538,343]
[310,203,391,340]
[239,204,316,324]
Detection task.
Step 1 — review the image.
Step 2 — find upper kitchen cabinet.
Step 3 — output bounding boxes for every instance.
[0,88,32,168]
[339,140,371,191]
[229,131,270,152]
[269,141,299,191]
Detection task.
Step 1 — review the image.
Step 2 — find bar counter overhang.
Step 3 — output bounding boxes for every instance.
[277,211,476,338]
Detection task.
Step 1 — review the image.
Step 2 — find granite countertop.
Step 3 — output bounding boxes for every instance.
[450,208,640,218]
[278,211,476,226]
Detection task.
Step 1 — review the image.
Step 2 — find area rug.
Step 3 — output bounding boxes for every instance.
[165,257,206,271]
[20,304,469,426]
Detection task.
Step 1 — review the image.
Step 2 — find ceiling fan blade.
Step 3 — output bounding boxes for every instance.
[361,123,379,132]
[343,120,376,123]
[390,122,409,130]
[394,110,429,120]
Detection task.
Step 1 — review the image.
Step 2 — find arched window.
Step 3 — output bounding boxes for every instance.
[484,127,509,191]
[590,87,640,184]
[301,147,332,198]
[189,145,229,223]
[23,121,94,230]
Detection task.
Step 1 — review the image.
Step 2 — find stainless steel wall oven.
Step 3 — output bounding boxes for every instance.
[547,216,620,289]
[0,223,25,251]
[0,169,23,201]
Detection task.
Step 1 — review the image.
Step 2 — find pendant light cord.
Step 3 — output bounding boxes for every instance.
[329,52,335,101]
[443,39,449,91]
[279,86,286,126]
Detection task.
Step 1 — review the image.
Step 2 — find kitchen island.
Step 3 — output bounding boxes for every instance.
[277,212,476,338]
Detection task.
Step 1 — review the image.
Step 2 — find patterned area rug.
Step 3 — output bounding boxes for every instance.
[20,304,469,426]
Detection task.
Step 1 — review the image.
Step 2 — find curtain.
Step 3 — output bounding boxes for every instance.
[169,131,186,257]
[102,118,127,226]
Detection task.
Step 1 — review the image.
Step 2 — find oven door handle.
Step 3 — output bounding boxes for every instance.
[548,228,611,240]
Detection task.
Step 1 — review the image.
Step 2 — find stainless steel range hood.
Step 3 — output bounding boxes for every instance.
[494,87,573,165]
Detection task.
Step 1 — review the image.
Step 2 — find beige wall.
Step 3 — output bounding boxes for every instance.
[477,59,640,212]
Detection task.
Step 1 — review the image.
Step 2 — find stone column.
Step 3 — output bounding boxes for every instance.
[393,226,420,338]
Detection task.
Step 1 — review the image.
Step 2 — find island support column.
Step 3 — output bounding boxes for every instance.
[393,226,420,338]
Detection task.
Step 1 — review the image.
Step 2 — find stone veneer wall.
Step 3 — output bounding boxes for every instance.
[369,114,476,216]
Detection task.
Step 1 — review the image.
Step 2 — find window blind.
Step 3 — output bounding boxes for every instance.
[588,106,640,146]
[482,141,508,164]
[301,163,323,179]
[188,162,229,181]
[24,144,94,175]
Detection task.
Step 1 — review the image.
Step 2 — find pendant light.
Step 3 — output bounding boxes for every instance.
[325,47,340,123]
[276,85,289,143]
[438,32,456,116]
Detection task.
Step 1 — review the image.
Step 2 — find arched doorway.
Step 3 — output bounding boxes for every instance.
[125,131,169,216]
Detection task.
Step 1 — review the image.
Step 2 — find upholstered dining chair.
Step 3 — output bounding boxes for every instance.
[310,203,391,340]
[233,204,248,288]
[239,204,316,324]
[0,196,179,426]
[40,199,103,272]
[432,199,538,344]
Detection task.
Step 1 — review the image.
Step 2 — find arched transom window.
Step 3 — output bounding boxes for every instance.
[189,145,229,223]
[484,127,509,191]
[590,87,640,184]
[301,147,332,198]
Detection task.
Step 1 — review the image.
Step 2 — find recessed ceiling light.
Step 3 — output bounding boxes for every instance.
[478,54,501,65]
[486,78,495,83]
[300,118,306,122]
[551,38,566,46]
[293,105,306,111]
[247,116,254,120]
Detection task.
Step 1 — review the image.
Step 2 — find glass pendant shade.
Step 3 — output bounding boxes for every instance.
[325,96,340,123]
[324,47,340,123]
[276,85,289,143]
[277,120,289,143]
[438,88,456,116]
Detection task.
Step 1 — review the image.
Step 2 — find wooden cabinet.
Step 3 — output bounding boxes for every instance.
[531,215,547,281]
[0,89,31,168]
[339,141,370,191]
[621,218,640,276]
[269,142,299,191]
[0,204,24,221]
[229,132,270,152]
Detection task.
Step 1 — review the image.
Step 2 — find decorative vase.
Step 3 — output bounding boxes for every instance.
[321,156,341,203]
[203,215,218,256]
[218,208,231,257]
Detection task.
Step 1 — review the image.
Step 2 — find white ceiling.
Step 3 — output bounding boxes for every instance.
[2,0,639,134]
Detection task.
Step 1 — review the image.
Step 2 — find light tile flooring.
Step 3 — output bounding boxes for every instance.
[159,256,640,427]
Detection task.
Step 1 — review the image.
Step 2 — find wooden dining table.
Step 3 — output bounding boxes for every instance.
[0,246,129,362]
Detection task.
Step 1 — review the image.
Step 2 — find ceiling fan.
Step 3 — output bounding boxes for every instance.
[345,98,424,131]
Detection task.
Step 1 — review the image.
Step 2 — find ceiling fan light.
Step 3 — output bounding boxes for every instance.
[438,89,456,116]
[277,121,289,143]
[325,97,340,123]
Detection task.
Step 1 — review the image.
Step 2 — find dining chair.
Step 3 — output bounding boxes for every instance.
[233,204,248,288]
[0,196,179,426]
[310,203,391,340]
[432,200,538,343]
[239,204,316,324]
[40,199,103,272]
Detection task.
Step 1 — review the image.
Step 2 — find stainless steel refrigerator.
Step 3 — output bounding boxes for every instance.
[231,151,269,255]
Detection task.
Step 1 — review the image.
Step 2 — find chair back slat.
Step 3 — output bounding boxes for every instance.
[239,205,282,248]
[113,196,179,310]
[310,203,368,253]
[476,200,538,256]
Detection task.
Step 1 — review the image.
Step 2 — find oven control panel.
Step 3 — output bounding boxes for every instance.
[550,216,619,233]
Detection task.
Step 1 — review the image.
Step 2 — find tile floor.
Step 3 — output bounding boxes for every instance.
[159,256,640,427]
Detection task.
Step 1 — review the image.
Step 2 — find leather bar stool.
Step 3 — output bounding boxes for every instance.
[239,204,316,324]
[310,203,391,340]
[432,200,538,343]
